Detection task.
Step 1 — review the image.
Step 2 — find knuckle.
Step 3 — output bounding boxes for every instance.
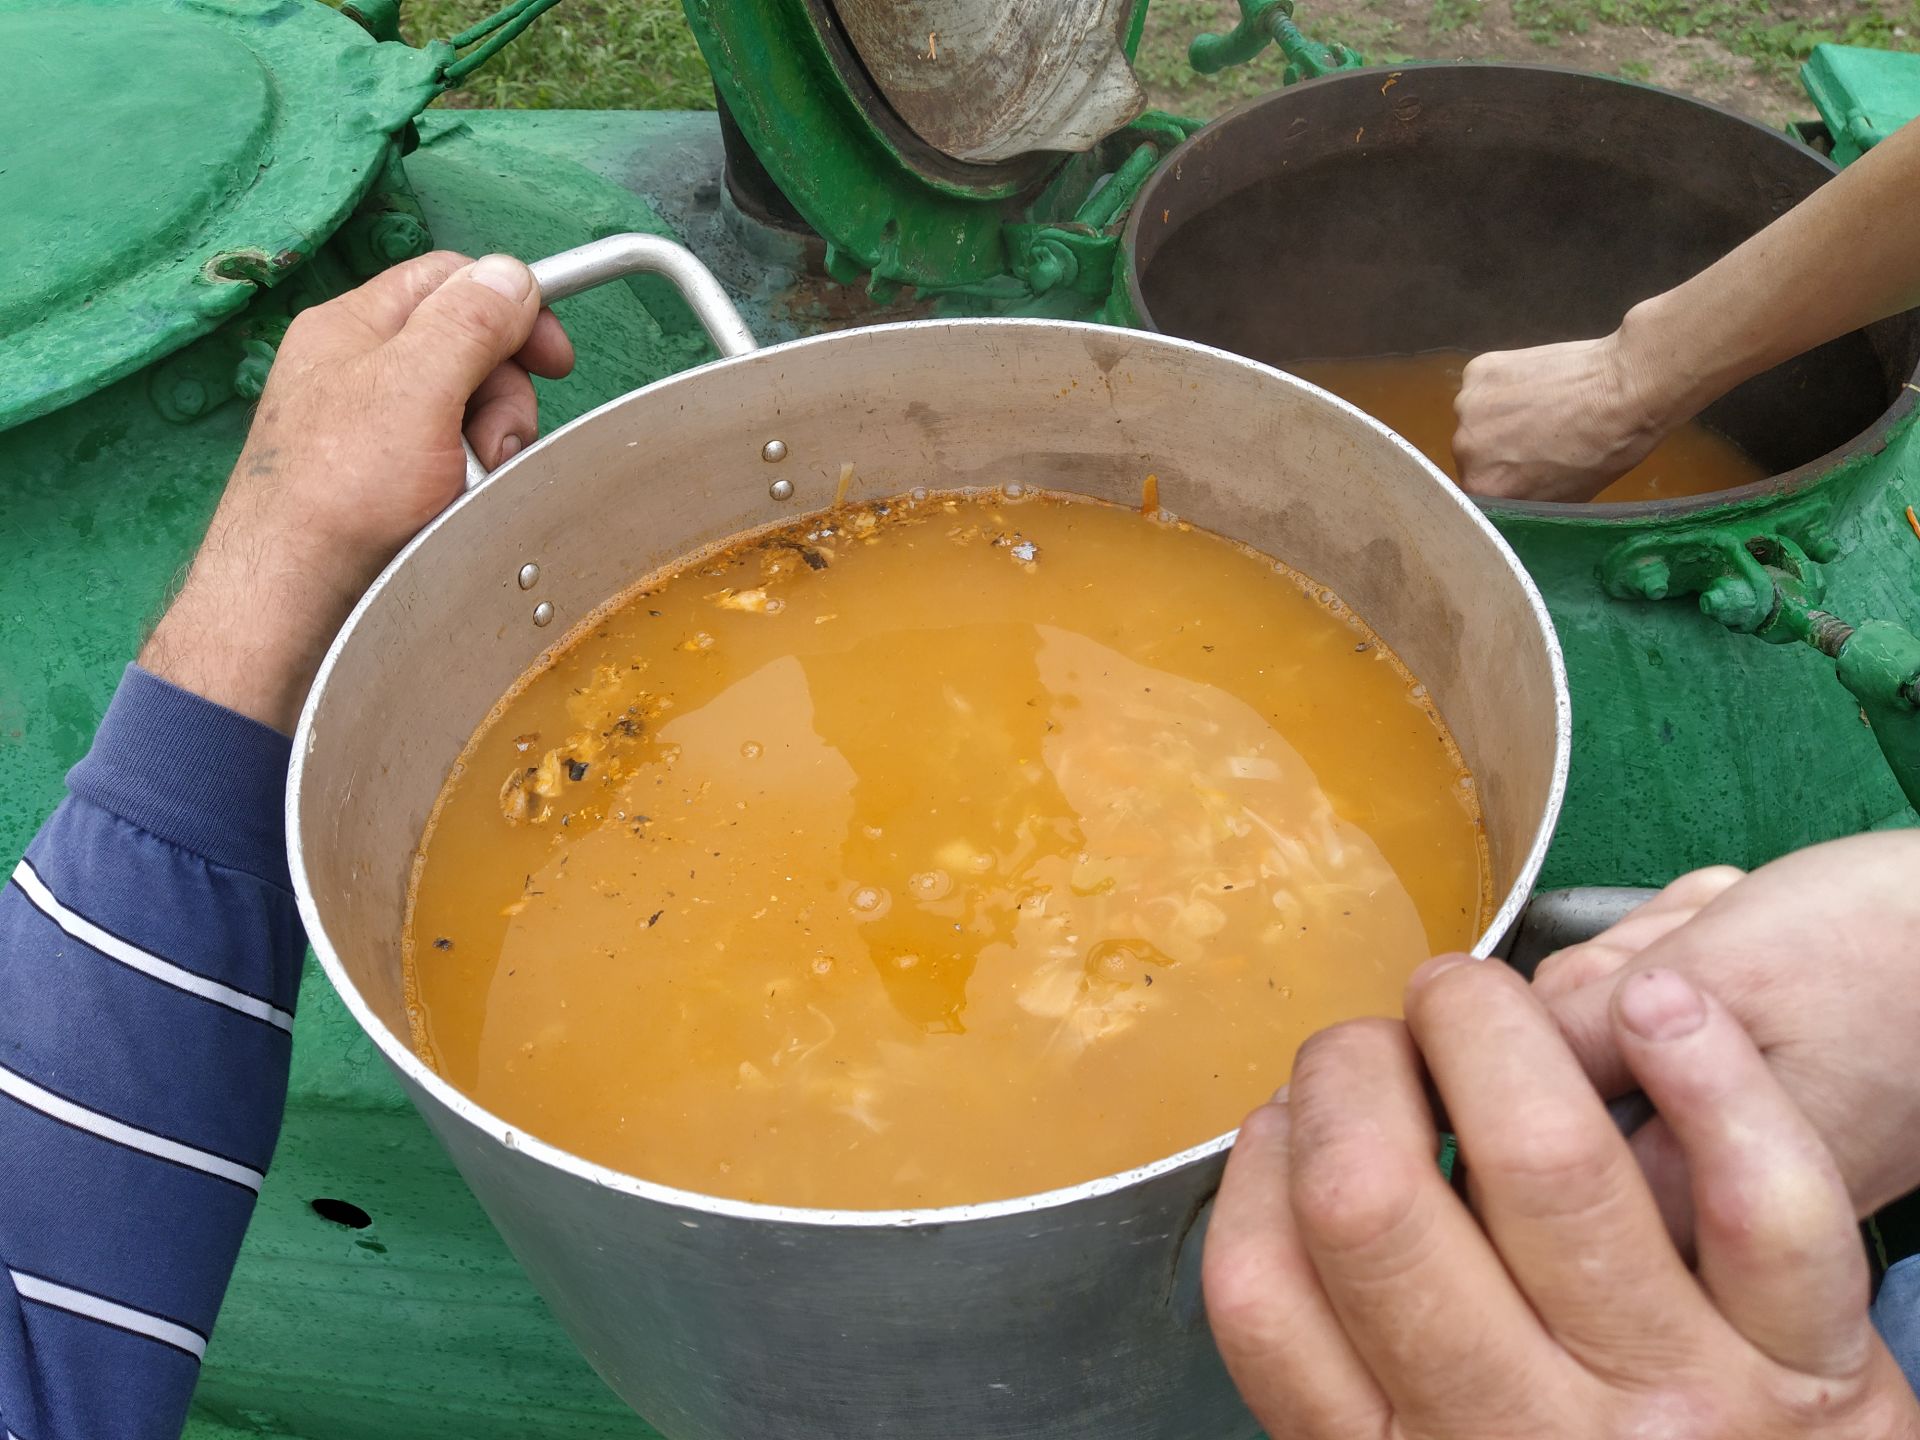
[278,305,334,356]
[1201,1244,1274,1346]
[1531,941,1609,994]
[1759,1362,1881,1425]
[1465,1107,1620,1213]
[425,288,518,357]
[1663,864,1743,906]
[1234,1098,1289,1151]
[1288,1019,1407,1112]
[395,250,471,297]
[1299,1015,1403,1063]
[1407,952,1502,1023]
[1290,1138,1427,1258]
[1693,1165,1841,1268]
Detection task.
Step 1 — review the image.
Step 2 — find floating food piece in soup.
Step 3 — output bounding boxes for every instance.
[404,491,1489,1209]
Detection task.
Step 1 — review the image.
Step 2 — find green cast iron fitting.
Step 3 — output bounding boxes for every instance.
[1603,527,1920,812]
[1188,0,1363,85]
[1004,140,1171,300]
[966,113,1200,307]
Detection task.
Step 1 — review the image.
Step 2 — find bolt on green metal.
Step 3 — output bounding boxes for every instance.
[1603,523,1920,813]
[1188,0,1364,84]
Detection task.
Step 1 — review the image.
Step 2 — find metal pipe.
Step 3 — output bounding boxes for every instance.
[1502,886,1660,978]
[462,235,760,489]
[529,234,757,358]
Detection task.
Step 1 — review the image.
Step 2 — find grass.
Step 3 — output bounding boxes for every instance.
[400,0,1400,122]
[1132,0,1413,111]
[1429,0,1487,36]
[367,0,1920,118]
[1511,0,1920,77]
[397,0,714,109]
[1131,0,1300,109]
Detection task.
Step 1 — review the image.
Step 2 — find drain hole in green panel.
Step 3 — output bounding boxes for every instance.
[310,1197,373,1229]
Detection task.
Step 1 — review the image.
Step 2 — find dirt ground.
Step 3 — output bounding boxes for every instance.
[1134,0,1917,128]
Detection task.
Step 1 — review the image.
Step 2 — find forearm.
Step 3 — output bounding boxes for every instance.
[139,494,372,737]
[1618,116,1920,428]
[0,668,303,1440]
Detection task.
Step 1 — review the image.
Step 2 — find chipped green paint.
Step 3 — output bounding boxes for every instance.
[0,0,445,432]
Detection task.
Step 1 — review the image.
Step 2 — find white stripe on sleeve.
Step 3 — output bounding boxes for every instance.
[9,860,293,1032]
[9,1270,208,1360]
[0,1063,263,1192]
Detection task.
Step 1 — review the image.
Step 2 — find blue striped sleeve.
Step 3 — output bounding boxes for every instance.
[0,665,304,1440]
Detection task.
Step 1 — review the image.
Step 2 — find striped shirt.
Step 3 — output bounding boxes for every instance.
[1,666,302,1440]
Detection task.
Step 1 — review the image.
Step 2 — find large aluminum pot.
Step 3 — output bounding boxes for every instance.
[290,236,1570,1440]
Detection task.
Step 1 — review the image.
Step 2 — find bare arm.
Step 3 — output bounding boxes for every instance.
[1455,115,1920,502]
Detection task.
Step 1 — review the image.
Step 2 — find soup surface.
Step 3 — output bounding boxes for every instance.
[405,491,1489,1209]
[1291,351,1767,504]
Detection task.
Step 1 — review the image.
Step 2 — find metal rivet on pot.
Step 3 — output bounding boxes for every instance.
[762,439,788,463]
[532,601,555,627]
[517,563,540,591]
[769,478,795,501]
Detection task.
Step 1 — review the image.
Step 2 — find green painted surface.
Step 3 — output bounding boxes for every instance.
[1802,42,1920,163]
[1837,620,1920,813]
[184,969,654,1439]
[0,0,444,430]
[1491,424,1920,890]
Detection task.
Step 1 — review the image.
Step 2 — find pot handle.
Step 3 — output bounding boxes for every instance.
[1165,883,1666,1332]
[1497,885,1660,978]
[460,233,759,491]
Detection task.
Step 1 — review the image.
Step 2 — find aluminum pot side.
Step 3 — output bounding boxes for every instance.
[290,318,1570,1439]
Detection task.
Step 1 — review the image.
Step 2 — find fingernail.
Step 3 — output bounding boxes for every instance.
[1270,1084,1290,1106]
[497,434,523,462]
[1407,952,1470,992]
[470,253,532,302]
[1617,969,1706,1041]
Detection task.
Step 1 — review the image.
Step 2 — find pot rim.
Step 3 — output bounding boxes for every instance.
[1120,60,1920,524]
[288,315,1570,1230]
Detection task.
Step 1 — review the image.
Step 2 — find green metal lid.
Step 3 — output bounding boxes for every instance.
[0,0,445,432]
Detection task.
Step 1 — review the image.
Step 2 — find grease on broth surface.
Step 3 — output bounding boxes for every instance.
[404,491,1488,1209]
[1290,351,1767,504]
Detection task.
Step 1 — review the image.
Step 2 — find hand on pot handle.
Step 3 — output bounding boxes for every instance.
[140,252,574,734]
[1203,958,1920,1440]
[1538,831,1920,1246]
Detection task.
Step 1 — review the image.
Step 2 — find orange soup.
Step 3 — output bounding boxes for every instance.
[404,491,1489,1209]
[1291,350,1766,503]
